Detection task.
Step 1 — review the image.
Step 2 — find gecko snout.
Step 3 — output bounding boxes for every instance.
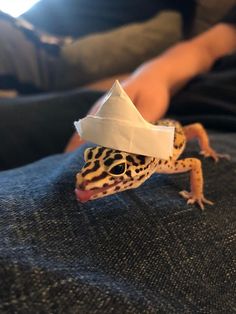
[76,179,90,190]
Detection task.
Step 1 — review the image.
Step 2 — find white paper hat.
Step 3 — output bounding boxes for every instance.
[74,80,174,159]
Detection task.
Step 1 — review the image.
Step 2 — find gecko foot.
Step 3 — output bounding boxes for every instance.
[179,190,214,210]
[199,148,230,162]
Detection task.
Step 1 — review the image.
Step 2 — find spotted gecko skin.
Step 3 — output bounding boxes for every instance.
[75,120,229,209]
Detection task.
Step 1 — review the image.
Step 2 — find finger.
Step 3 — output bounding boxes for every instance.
[64,132,86,152]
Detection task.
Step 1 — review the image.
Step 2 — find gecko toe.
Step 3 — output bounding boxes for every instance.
[187,198,195,205]
[200,149,230,162]
[180,190,214,210]
[217,153,231,161]
[197,200,205,210]
[179,190,190,199]
[202,197,214,206]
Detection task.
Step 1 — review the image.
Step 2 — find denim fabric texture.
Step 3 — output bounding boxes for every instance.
[0,89,102,170]
[0,133,235,313]
[1,21,236,313]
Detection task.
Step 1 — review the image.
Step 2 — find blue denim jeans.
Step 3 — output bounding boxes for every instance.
[0,89,102,170]
[0,52,236,313]
[0,133,235,312]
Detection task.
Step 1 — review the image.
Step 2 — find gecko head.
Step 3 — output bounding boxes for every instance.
[75,146,156,202]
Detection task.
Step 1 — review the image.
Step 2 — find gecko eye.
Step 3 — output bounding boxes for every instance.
[108,162,126,176]
[84,148,93,161]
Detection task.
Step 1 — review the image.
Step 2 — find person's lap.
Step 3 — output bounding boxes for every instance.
[0,53,236,312]
[0,89,102,170]
[0,133,235,312]
[0,11,66,93]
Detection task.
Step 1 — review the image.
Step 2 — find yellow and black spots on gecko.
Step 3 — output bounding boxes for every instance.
[75,119,228,209]
[156,119,186,159]
[75,146,157,202]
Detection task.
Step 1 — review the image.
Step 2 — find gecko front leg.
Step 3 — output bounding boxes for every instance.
[184,123,230,162]
[156,158,213,210]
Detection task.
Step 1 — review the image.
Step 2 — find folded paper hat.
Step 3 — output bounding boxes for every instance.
[74,80,175,159]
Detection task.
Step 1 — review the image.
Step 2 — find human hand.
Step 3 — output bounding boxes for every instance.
[65,61,171,153]
[64,97,105,153]
[122,70,170,123]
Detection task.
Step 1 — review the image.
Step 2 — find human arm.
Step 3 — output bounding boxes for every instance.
[65,23,236,152]
[124,23,236,122]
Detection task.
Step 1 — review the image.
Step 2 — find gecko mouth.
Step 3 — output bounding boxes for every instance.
[75,180,122,203]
